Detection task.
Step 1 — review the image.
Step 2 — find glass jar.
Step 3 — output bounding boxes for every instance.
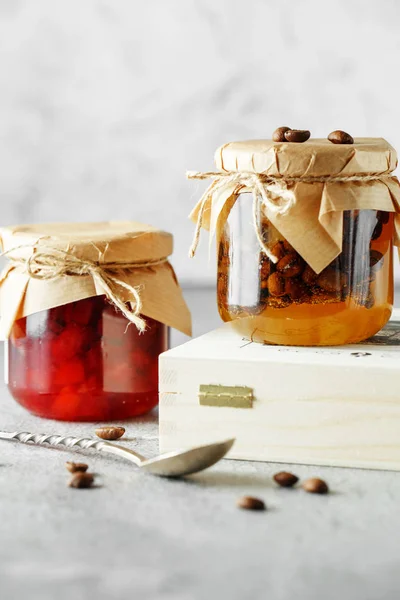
[217,194,394,346]
[7,295,168,421]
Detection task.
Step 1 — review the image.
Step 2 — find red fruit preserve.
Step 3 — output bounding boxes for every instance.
[7,296,168,421]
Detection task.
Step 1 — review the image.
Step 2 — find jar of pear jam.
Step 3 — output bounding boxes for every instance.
[217,194,394,346]
[7,296,168,421]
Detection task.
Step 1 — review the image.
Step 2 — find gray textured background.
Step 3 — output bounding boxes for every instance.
[1,0,400,284]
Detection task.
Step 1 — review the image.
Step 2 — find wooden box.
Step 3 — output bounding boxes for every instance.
[159,311,400,470]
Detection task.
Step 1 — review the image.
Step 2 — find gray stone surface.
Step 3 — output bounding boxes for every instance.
[1,288,400,600]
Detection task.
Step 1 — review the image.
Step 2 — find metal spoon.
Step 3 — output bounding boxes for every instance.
[0,430,235,477]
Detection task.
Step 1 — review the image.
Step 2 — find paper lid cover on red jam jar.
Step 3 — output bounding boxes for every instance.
[188,137,400,273]
[0,221,192,338]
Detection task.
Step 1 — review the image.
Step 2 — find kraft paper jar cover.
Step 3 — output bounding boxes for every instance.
[190,138,400,273]
[0,221,192,338]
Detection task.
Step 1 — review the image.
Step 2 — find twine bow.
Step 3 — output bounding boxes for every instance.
[4,246,168,333]
[187,169,395,263]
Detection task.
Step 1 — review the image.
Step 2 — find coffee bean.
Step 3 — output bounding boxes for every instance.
[369,250,383,268]
[285,278,307,300]
[66,461,88,473]
[69,472,95,489]
[259,256,273,279]
[327,130,354,145]
[267,272,286,297]
[95,426,125,441]
[302,478,329,494]
[284,129,311,143]
[282,239,294,252]
[302,265,318,286]
[237,496,266,511]
[270,241,286,260]
[371,220,383,241]
[277,252,304,278]
[273,471,299,488]
[316,268,343,293]
[378,211,390,225]
[272,126,291,142]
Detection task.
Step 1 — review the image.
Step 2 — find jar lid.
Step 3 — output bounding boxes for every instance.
[0,221,191,338]
[0,221,173,264]
[215,138,397,177]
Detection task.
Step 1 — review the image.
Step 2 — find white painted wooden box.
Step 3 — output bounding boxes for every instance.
[159,310,400,471]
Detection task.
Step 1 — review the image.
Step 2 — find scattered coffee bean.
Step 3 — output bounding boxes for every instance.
[95,426,126,441]
[69,472,95,489]
[302,478,329,495]
[284,129,310,143]
[272,126,291,142]
[327,130,354,145]
[66,461,88,473]
[267,272,286,297]
[351,352,371,357]
[273,471,299,488]
[369,249,383,268]
[277,252,304,278]
[237,496,266,511]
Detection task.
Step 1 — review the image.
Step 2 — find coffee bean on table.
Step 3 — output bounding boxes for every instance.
[273,471,299,488]
[272,126,291,142]
[237,496,266,511]
[327,130,354,145]
[69,472,95,489]
[284,129,311,143]
[66,461,88,473]
[302,478,329,494]
[277,253,304,278]
[95,426,126,441]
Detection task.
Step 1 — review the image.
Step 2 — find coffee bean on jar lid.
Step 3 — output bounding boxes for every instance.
[302,478,329,495]
[284,129,311,143]
[327,130,354,145]
[276,253,304,278]
[267,272,286,297]
[273,471,299,488]
[272,126,291,142]
[237,496,266,511]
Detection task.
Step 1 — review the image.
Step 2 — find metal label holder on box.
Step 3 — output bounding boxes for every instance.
[159,310,400,471]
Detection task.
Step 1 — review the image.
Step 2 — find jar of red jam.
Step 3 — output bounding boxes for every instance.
[188,136,400,346]
[0,222,191,420]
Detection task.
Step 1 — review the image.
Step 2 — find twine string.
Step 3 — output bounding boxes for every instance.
[187,169,395,261]
[3,246,168,333]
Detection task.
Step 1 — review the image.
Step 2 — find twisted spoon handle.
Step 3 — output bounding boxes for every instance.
[0,430,146,467]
